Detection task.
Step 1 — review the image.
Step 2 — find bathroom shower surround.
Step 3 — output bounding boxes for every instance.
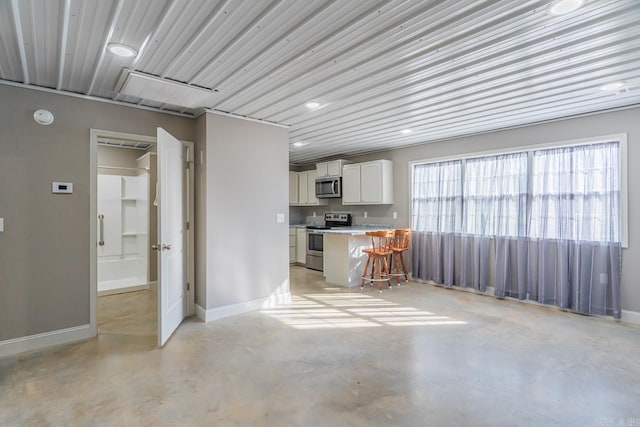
[97,172,149,294]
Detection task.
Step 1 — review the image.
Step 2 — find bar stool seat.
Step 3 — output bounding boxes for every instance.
[360,230,394,293]
[389,229,411,285]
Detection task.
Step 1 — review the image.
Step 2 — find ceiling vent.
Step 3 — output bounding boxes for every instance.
[116,70,217,109]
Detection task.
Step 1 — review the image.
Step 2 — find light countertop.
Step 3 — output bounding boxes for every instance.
[313,226,392,236]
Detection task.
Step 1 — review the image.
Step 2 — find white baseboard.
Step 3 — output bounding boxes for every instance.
[0,324,94,358]
[195,303,207,322]
[621,310,640,325]
[196,292,292,323]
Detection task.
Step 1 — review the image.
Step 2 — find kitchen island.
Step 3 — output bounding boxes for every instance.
[322,227,391,288]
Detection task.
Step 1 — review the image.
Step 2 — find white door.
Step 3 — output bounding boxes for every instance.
[157,127,187,346]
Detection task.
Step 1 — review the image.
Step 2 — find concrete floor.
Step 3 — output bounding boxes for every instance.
[1,266,639,426]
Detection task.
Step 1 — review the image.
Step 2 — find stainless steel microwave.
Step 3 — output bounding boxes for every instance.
[315,177,341,198]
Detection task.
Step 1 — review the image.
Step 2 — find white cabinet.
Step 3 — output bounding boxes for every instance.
[296,228,307,264]
[316,159,351,178]
[289,228,296,263]
[342,160,393,205]
[306,169,319,205]
[289,172,299,205]
[342,164,361,204]
[290,170,327,206]
[298,171,309,204]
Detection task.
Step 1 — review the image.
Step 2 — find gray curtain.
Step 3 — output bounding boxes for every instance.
[412,231,490,291]
[494,237,621,319]
[411,142,622,319]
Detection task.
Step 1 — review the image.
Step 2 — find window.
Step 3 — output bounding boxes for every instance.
[529,142,620,242]
[411,139,623,244]
[463,153,527,237]
[411,160,462,233]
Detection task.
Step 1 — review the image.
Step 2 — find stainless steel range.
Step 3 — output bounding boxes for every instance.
[305,213,352,271]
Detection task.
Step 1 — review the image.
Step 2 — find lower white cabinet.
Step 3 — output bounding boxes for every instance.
[296,228,307,264]
[342,159,393,204]
[289,228,296,263]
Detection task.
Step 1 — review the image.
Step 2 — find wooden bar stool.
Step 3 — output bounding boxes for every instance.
[360,230,394,293]
[389,228,411,285]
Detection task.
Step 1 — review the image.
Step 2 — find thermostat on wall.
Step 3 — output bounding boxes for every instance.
[52,182,73,194]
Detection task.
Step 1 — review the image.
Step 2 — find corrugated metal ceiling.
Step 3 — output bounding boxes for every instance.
[1,0,639,165]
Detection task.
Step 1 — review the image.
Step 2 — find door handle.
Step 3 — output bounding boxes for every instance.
[98,214,105,246]
[152,244,171,251]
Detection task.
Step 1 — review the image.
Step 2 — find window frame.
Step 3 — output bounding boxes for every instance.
[409,133,628,247]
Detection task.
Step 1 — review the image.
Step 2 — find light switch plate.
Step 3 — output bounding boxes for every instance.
[0,218,4,232]
[276,213,285,223]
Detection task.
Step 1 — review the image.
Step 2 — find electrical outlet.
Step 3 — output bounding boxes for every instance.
[312,212,316,217]
[393,212,398,219]
[363,211,368,218]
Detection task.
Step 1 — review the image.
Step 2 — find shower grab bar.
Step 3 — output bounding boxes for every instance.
[98,214,105,246]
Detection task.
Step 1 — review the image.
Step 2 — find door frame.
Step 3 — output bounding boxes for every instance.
[89,129,195,339]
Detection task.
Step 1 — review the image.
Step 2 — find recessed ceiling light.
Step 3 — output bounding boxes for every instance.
[305,101,322,109]
[107,43,138,58]
[600,81,625,91]
[547,0,585,16]
[292,141,309,147]
[400,129,412,135]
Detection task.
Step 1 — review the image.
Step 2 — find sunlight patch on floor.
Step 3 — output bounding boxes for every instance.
[260,293,467,329]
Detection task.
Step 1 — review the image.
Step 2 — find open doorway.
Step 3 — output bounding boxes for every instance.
[89,129,195,347]
[96,141,158,343]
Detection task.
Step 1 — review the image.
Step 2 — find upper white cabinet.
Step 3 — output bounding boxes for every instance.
[342,164,361,204]
[316,159,351,178]
[298,171,309,204]
[342,160,393,205]
[289,172,299,205]
[289,170,327,206]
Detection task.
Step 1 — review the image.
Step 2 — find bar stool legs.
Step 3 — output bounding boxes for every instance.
[389,250,408,285]
[360,251,392,292]
[389,229,411,286]
[360,230,394,293]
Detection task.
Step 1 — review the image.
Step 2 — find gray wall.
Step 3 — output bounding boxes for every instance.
[296,107,640,313]
[198,113,290,310]
[0,84,194,341]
